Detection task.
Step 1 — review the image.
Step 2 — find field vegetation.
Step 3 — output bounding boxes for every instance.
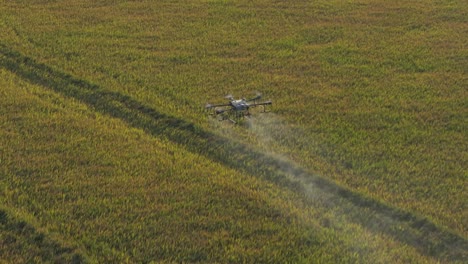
[1,0,466,262]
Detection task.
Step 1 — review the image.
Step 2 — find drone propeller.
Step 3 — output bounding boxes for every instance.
[225,94,234,101]
[246,92,262,102]
[216,109,226,114]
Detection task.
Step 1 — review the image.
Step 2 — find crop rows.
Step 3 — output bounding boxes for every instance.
[1,43,467,262]
[1,0,466,262]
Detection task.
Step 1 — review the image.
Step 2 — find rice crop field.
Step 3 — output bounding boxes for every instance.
[1,0,466,262]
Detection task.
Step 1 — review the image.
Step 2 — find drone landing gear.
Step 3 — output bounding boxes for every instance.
[217,111,248,124]
[260,104,271,113]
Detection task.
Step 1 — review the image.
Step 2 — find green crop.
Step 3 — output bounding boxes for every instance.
[1,0,466,262]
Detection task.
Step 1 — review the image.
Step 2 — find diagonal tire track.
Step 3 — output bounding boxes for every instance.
[1,44,466,262]
[0,208,86,263]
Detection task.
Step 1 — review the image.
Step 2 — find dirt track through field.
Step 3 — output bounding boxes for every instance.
[1,44,467,262]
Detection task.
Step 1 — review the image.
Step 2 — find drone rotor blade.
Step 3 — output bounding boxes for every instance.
[258,100,272,106]
[225,94,234,101]
[215,108,235,115]
[246,92,262,102]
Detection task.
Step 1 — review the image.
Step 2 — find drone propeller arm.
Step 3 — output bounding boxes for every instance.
[248,100,272,107]
[205,103,231,109]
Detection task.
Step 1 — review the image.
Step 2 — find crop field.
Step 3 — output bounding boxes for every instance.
[0,0,467,263]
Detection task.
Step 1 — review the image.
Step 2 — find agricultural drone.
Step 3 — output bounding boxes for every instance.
[205,93,272,123]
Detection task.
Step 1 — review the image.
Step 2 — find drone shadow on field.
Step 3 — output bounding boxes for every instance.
[1,43,466,262]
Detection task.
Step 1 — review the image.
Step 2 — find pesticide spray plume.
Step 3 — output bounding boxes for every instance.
[245,113,335,203]
[212,113,467,262]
